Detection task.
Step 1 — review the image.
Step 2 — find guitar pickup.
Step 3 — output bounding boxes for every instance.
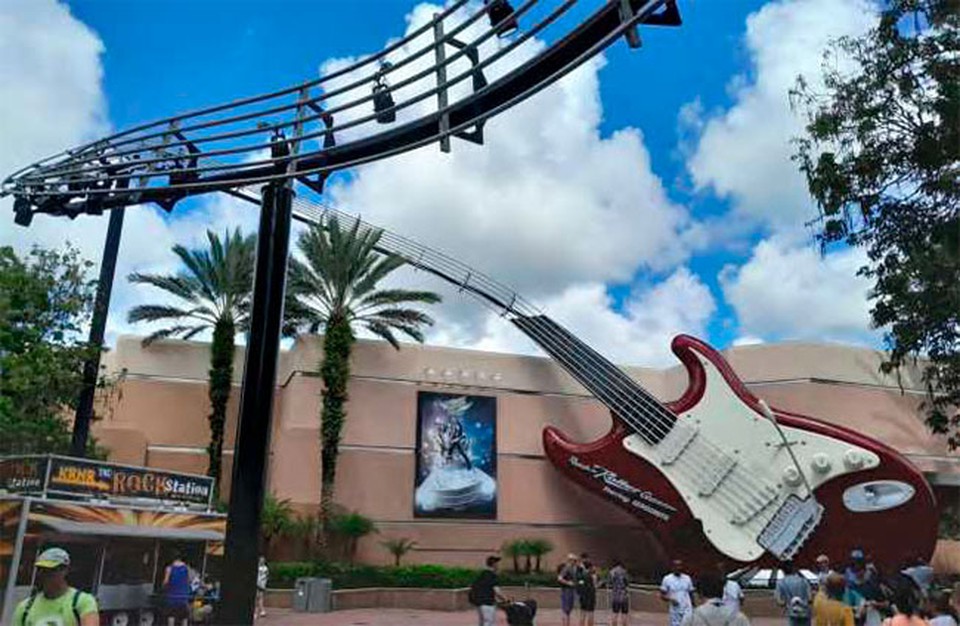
[657,423,697,465]
[696,454,737,497]
[757,495,824,560]
[731,485,779,525]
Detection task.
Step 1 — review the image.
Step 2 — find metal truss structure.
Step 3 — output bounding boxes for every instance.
[3,1,682,623]
[3,0,679,222]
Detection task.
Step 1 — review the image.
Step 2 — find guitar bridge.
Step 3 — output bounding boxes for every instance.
[757,495,824,560]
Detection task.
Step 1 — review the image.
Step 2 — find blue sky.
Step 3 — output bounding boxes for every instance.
[0,0,881,366]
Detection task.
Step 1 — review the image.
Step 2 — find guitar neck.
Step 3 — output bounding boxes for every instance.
[511,314,674,445]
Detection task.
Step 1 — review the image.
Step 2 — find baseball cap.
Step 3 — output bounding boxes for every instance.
[816,554,830,563]
[850,549,865,560]
[35,547,70,569]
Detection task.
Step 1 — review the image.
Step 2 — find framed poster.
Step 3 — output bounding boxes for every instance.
[414,391,497,519]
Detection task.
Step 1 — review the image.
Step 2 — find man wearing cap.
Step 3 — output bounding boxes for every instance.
[815,555,835,590]
[13,547,98,626]
[471,555,506,626]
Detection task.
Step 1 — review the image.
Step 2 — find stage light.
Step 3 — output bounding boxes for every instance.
[372,62,396,124]
[13,196,32,227]
[485,0,518,37]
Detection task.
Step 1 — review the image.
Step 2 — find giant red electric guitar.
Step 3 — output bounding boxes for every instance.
[291,200,939,571]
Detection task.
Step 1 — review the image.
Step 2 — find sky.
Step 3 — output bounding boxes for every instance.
[0,0,882,367]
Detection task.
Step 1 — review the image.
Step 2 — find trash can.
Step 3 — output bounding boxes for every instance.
[306,578,332,613]
[293,577,332,613]
[293,578,312,612]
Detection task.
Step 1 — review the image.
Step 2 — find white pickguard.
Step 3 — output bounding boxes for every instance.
[622,350,880,561]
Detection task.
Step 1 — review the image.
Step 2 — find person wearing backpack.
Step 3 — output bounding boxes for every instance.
[881,587,930,626]
[470,555,507,626]
[814,574,856,626]
[776,561,813,626]
[681,572,751,626]
[12,547,99,626]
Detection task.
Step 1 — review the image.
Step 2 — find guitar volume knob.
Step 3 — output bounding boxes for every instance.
[844,449,864,469]
[811,453,831,474]
[783,466,803,487]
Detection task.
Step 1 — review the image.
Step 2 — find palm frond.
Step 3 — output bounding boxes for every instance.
[127,304,198,324]
[356,289,442,313]
[141,324,207,346]
[127,273,200,303]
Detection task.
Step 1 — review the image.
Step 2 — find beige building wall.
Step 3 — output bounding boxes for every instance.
[94,335,960,573]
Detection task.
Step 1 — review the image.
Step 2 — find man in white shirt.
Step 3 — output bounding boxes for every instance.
[682,573,751,626]
[661,560,695,626]
[722,574,745,614]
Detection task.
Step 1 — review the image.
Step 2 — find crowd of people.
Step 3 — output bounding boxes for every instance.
[467,549,956,626]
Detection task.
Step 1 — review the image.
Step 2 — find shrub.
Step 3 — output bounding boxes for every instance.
[268,562,559,590]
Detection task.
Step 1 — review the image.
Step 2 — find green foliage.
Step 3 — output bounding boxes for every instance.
[501,539,526,573]
[0,245,104,456]
[127,229,255,493]
[502,538,554,573]
[285,217,441,523]
[328,511,378,563]
[268,562,560,590]
[261,493,295,550]
[380,537,418,567]
[525,538,555,573]
[793,0,960,443]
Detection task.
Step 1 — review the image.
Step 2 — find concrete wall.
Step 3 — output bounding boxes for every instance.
[94,334,960,572]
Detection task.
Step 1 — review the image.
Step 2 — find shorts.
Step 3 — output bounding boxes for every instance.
[165,603,190,621]
[561,587,576,615]
[579,590,596,612]
[612,597,630,614]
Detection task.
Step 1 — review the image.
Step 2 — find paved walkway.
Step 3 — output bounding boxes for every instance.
[258,608,783,625]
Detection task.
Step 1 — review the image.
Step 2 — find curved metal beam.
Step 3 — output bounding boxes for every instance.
[4,0,680,222]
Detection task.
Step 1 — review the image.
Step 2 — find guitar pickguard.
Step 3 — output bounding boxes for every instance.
[621,348,881,560]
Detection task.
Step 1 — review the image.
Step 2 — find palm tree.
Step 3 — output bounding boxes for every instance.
[261,493,295,553]
[127,228,255,499]
[286,217,441,526]
[502,540,524,573]
[381,537,418,567]
[329,511,378,563]
[526,538,554,572]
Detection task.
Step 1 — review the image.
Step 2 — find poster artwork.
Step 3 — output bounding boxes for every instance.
[414,391,497,518]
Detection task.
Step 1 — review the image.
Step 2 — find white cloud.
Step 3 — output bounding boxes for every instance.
[429,267,715,367]
[720,236,874,343]
[323,3,694,297]
[684,0,875,227]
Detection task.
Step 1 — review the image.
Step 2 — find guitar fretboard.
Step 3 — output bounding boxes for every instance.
[512,315,675,446]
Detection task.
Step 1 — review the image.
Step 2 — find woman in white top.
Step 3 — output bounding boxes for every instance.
[930,592,959,626]
[255,556,269,619]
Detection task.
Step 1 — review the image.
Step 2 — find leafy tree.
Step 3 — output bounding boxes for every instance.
[793,0,960,443]
[0,245,103,455]
[127,229,255,494]
[328,511,377,563]
[286,217,441,524]
[261,493,295,552]
[380,537,418,567]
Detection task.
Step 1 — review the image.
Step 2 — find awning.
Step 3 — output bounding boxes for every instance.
[34,518,223,542]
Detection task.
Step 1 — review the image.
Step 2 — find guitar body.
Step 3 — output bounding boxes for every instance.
[543,334,938,571]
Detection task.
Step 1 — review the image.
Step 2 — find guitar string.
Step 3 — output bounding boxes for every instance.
[518,313,776,512]
[517,314,774,519]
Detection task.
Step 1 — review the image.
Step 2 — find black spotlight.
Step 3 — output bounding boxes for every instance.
[13,196,33,227]
[485,0,518,37]
[372,62,396,124]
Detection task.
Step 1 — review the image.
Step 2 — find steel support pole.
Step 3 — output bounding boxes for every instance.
[70,207,125,457]
[218,182,293,625]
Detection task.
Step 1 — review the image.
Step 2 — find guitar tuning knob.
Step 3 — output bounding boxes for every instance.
[811,453,832,474]
[783,466,803,487]
[844,449,865,469]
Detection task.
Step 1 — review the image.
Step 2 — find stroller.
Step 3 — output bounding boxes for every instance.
[501,599,537,626]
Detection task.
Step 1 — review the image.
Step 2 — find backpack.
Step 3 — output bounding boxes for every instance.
[21,589,84,626]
